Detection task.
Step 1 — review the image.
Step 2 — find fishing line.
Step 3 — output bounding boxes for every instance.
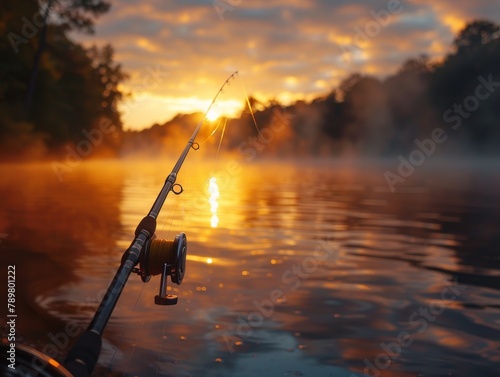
[155,313,169,377]
[197,72,263,191]
[130,72,255,374]
[158,72,237,231]
[121,320,146,377]
[58,73,247,377]
[151,82,236,375]
[238,75,264,138]
[216,118,227,161]
[184,73,263,210]
[200,116,225,145]
[159,189,181,234]
[154,180,187,376]
[107,171,184,375]
[121,309,147,377]
[156,154,190,237]
[155,190,191,377]
[197,75,258,188]
[197,117,228,190]
[180,72,262,192]
[105,281,146,375]
[158,153,194,236]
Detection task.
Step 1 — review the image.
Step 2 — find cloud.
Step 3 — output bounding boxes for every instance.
[73,0,500,130]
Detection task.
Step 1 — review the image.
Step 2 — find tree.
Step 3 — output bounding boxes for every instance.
[0,0,127,158]
[39,0,111,33]
[430,20,500,152]
[26,0,111,112]
[384,56,432,151]
[88,45,128,129]
[453,20,500,55]
[338,73,363,100]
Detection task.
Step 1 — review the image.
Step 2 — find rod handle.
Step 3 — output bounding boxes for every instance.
[64,330,102,377]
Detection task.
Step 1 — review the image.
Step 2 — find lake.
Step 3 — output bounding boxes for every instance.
[1,158,499,377]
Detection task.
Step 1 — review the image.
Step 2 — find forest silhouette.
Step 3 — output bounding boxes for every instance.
[1,1,499,160]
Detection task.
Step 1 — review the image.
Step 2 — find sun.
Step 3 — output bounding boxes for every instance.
[206,107,221,122]
[192,97,243,123]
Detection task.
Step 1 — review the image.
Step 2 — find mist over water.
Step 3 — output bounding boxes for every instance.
[1,159,499,377]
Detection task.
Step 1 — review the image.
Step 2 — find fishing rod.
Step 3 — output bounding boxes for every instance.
[1,71,239,377]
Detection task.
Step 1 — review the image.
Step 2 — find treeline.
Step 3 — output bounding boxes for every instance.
[0,0,125,160]
[280,19,500,157]
[1,8,499,160]
[239,19,500,157]
[125,20,500,159]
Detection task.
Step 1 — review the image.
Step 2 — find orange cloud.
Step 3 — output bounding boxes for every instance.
[73,0,500,130]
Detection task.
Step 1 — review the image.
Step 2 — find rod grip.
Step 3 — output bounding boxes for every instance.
[64,330,102,377]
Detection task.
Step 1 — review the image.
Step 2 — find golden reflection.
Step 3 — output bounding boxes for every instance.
[208,177,220,228]
[187,255,213,264]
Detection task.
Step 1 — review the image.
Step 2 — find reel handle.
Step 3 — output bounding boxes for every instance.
[155,263,179,305]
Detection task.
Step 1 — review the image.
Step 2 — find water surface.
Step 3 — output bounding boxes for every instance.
[1,159,499,377]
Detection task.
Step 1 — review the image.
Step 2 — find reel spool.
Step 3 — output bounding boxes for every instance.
[134,232,187,306]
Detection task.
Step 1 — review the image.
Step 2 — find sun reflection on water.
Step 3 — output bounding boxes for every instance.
[208,177,220,228]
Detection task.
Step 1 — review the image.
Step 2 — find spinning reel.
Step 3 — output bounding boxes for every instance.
[132,232,187,306]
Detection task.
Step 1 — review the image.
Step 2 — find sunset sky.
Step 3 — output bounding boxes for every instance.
[73,0,500,130]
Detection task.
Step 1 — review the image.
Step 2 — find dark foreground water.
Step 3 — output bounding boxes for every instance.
[1,158,499,377]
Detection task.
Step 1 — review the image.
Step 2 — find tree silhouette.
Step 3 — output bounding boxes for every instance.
[0,1,126,158]
[26,0,110,112]
[453,20,500,55]
[40,0,111,33]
